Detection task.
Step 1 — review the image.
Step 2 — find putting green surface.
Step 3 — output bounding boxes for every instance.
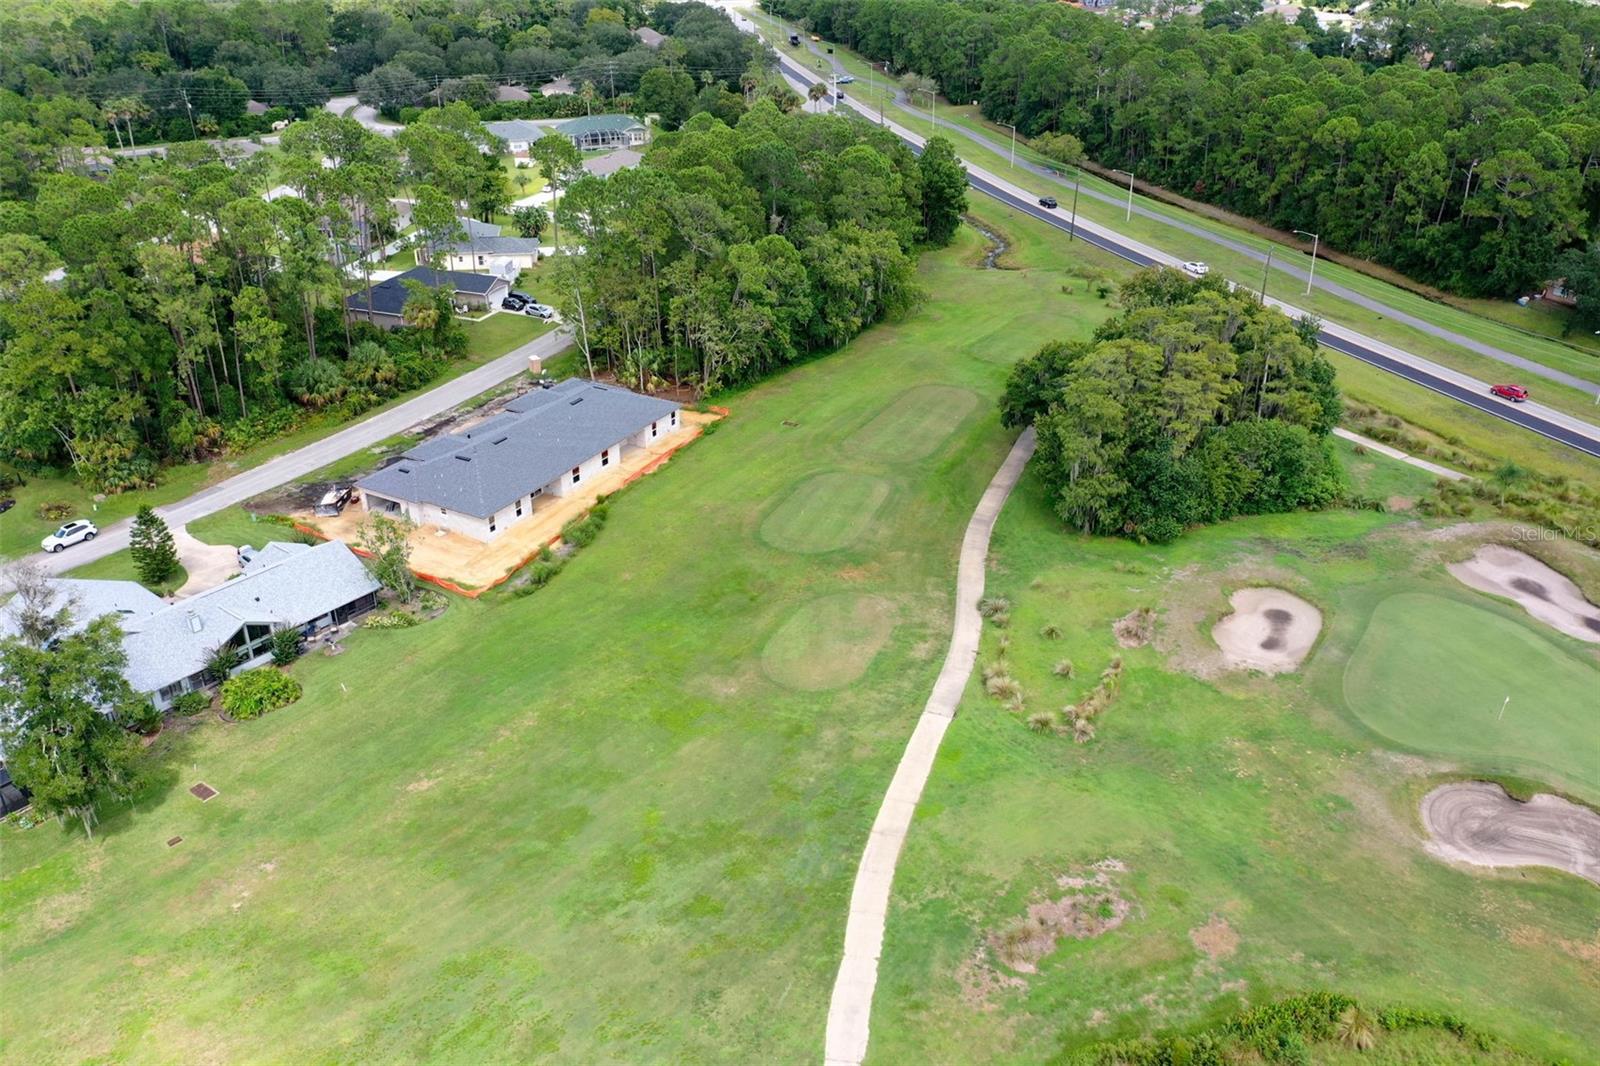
[758,471,891,554]
[1342,592,1600,798]
[843,385,978,463]
[0,209,1135,1063]
[763,594,895,691]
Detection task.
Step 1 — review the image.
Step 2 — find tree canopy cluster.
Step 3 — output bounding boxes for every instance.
[1004,270,1343,543]
[549,103,968,391]
[767,0,1600,297]
[0,106,492,493]
[0,0,766,192]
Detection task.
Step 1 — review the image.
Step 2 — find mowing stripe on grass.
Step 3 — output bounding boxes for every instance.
[759,472,892,555]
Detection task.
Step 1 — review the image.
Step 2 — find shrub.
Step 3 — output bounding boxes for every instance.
[170,691,211,717]
[513,557,565,596]
[270,627,303,665]
[1040,623,1062,639]
[363,610,420,630]
[219,668,302,721]
[36,501,72,521]
[560,512,605,549]
[978,596,1010,618]
[1027,710,1056,732]
[122,701,162,735]
[1053,659,1075,678]
[205,643,242,684]
[418,589,447,614]
[985,674,1021,701]
[981,660,1009,683]
[988,611,1011,628]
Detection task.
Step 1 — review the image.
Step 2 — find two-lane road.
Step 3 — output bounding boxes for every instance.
[17,329,571,582]
[768,48,1600,459]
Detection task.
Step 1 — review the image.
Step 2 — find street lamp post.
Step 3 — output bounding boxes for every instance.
[1000,122,1017,168]
[1293,229,1320,296]
[1069,165,1083,242]
[1113,168,1134,221]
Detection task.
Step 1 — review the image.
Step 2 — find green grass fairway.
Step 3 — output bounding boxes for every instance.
[864,472,1600,1064]
[1343,592,1600,795]
[762,594,895,691]
[758,471,892,554]
[0,206,1133,1062]
[844,385,978,463]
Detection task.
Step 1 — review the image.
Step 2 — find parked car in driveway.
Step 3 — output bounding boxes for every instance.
[1490,383,1529,402]
[1182,261,1210,277]
[40,519,97,553]
[1038,195,1058,209]
[510,290,535,304]
[524,303,558,320]
[501,294,527,312]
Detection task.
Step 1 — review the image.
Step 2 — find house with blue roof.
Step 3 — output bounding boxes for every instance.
[357,379,685,542]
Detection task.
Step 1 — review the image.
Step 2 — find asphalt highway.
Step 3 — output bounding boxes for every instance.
[771,49,1600,460]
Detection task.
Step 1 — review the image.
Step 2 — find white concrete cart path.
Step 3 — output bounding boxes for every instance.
[823,426,1037,1066]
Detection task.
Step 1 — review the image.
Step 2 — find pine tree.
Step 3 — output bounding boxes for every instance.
[129,506,178,588]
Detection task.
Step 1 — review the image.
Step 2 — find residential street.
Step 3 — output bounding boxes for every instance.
[23,329,572,580]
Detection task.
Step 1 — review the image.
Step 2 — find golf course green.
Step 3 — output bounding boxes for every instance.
[1343,592,1600,798]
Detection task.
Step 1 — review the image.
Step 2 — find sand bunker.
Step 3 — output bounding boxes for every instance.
[1210,587,1322,673]
[1448,545,1600,644]
[1421,782,1600,885]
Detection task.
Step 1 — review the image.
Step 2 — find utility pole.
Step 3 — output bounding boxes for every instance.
[1260,246,1274,305]
[1069,166,1082,242]
[1001,122,1017,168]
[1294,229,1320,296]
[1113,168,1133,221]
[181,88,197,140]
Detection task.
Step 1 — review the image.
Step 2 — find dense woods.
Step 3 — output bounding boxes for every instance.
[0,0,763,198]
[1005,270,1343,542]
[550,108,967,391]
[766,0,1600,297]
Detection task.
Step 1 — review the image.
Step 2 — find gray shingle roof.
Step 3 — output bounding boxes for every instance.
[484,119,554,145]
[0,579,163,641]
[1,543,378,698]
[441,235,542,256]
[583,148,643,177]
[346,267,505,318]
[120,541,379,693]
[359,379,680,518]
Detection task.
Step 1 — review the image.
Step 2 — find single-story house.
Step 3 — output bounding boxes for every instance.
[345,266,509,329]
[246,99,270,115]
[358,379,685,542]
[583,148,643,178]
[634,26,665,48]
[496,83,532,102]
[556,114,650,150]
[426,235,542,275]
[484,118,553,158]
[0,542,379,710]
[540,76,574,97]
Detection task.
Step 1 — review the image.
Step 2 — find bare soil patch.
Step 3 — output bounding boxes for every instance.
[989,861,1133,975]
[1210,587,1322,673]
[1421,782,1600,886]
[1448,544,1600,644]
[1188,914,1239,962]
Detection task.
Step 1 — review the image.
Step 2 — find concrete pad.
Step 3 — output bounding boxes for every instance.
[172,525,240,597]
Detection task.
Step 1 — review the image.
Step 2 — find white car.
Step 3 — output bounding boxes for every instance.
[41,519,98,553]
[1181,261,1210,277]
[524,303,558,320]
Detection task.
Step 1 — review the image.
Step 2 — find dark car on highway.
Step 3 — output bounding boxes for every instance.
[1038,196,1058,209]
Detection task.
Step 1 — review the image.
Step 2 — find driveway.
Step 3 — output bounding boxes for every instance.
[324,95,401,137]
[17,329,573,584]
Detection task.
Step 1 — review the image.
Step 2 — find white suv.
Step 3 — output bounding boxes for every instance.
[41,519,98,553]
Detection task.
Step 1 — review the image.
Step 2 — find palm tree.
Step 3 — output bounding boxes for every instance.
[808,81,829,110]
[1334,1006,1378,1052]
[103,103,124,148]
